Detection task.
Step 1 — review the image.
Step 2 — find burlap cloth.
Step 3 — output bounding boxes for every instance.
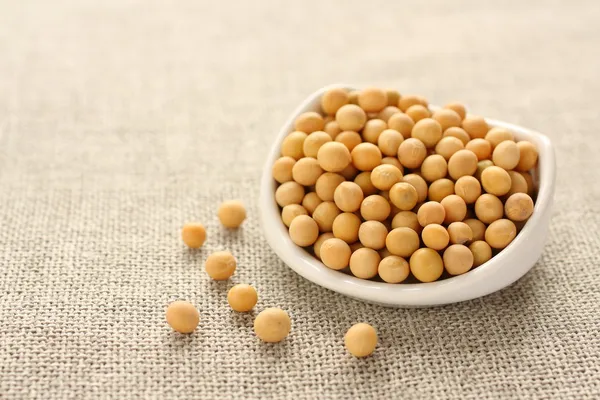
[1,1,599,399]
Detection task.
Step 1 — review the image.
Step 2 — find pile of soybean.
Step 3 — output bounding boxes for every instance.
[273,87,538,283]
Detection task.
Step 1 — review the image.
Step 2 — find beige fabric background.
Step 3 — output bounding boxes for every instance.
[1,0,599,399]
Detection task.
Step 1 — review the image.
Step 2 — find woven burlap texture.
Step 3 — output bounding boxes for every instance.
[1,1,599,399]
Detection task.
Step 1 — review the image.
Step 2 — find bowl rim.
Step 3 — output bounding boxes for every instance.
[259,84,556,307]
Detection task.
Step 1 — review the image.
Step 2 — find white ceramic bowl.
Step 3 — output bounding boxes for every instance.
[259,84,556,307]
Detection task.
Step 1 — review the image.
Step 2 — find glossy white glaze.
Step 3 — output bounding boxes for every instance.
[259,84,556,307]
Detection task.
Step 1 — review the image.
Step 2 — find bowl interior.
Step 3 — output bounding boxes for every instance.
[259,85,556,307]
